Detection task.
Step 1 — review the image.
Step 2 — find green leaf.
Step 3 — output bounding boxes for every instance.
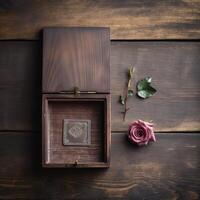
[119,95,125,105]
[127,89,134,97]
[137,77,157,99]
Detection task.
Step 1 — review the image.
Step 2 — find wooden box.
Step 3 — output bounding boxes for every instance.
[42,27,111,168]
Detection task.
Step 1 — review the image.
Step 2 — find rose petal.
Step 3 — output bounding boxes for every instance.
[150,132,156,142]
[128,120,156,145]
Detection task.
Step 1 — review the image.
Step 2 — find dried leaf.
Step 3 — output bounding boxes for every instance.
[127,89,134,97]
[119,95,125,105]
[128,66,135,78]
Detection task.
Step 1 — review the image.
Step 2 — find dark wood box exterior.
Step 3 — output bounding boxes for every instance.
[42,27,111,168]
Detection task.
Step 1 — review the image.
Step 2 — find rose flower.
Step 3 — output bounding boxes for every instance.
[128,120,156,146]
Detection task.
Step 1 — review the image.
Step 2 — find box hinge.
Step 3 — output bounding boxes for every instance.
[59,87,97,95]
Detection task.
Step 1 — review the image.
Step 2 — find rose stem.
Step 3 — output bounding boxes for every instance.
[123,76,131,121]
[123,67,134,121]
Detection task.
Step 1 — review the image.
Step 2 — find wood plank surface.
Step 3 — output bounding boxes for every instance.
[0,0,200,40]
[0,41,200,132]
[0,131,199,199]
[0,41,41,131]
[111,41,200,132]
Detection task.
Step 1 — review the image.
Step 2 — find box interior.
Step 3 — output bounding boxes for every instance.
[44,99,106,165]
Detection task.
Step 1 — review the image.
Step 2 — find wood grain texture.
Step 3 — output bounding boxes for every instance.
[43,27,110,93]
[0,0,200,40]
[111,41,200,132]
[42,94,111,167]
[0,131,200,199]
[0,41,41,131]
[0,41,200,132]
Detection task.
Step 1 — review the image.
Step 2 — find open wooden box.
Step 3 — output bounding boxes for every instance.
[42,27,111,168]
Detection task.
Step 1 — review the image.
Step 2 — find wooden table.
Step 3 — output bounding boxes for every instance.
[0,1,200,199]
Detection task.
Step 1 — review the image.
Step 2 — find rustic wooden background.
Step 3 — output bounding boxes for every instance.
[0,0,200,199]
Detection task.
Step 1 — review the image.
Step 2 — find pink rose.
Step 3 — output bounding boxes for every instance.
[128,120,156,146]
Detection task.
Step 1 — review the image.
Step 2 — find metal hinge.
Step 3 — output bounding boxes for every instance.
[59,87,97,95]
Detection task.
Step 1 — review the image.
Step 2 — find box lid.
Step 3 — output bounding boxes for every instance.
[43,27,110,93]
